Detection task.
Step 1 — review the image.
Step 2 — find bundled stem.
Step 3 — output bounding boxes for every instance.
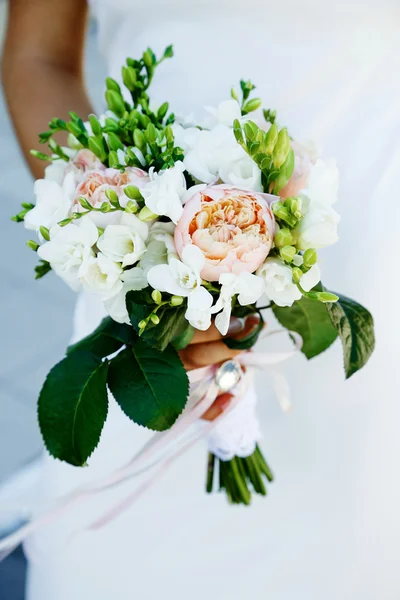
[206,445,274,505]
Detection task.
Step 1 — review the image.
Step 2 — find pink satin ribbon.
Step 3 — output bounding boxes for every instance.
[0,330,301,561]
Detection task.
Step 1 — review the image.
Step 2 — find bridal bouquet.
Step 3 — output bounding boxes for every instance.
[14,46,375,505]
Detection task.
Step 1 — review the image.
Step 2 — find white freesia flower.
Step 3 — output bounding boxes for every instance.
[295,195,340,250]
[185,285,214,331]
[24,171,76,232]
[147,244,204,297]
[171,123,201,154]
[44,158,70,185]
[139,221,176,275]
[37,216,98,291]
[300,264,321,292]
[104,267,147,324]
[141,161,187,224]
[257,258,301,307]
[97,213,148,268]
[81,252,123,298]
[214,272,265,335]
[184,124,262,190]
[203,99,242,128]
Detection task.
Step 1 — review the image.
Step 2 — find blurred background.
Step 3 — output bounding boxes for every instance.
[0,0,399,598]
[0,3,105,595]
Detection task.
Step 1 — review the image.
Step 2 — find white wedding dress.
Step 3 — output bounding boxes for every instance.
[25,1,400,598]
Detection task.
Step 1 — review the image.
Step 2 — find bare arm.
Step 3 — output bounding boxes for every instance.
[2,0,93,178]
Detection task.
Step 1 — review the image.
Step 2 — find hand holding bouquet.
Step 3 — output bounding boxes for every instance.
[14,46,375,506]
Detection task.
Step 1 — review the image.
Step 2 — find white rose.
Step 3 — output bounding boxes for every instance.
[257,258,301,307]
[104,267,147,324]
[24,171,76,232]
[141,161,187,224]
[295,195,340,250]
[81,252,123,298]
[97,213,148,268]
[37,216,98,291]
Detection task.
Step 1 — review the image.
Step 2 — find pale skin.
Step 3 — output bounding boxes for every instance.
[2,0,263,419]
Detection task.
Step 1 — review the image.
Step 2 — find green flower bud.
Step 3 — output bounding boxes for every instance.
[58,218,72,227]
[163,45,174,59]
[67,133,83,150]
[272,201,289,221]
[170,295,184,306]
[107,131,124,151]
[133,129,147,152]
[243,121,259,142]
[145,123,157,144]
[164,126,174,144]
[233,119,245,145]
[88,136,106,161]
[138,206,158,222]
[151,290,162,304]
[26,240,39,252]
[316,292,339,303]
[122,66,137,90]
[272,127,291,169]
[150,313,160,325]
[124,200,138,213]
[66,121,83,138]
[88,114,102,136]
[105,90,126,117]
[39,226,50,241]
[292,267,303,284]
[138,319,147,330]
[30,149,50,162]
[97,227,105,236]
[79,196,93,211]
[263,123,278,154]
[105,77,121,93]
[124,185,142,200]
[263,108,277,124]
[242,98,262,114]
[303,248,317,268]
[274,227,293,248]
[143,50,154,69]
[280,245,297,262]
[231,87,239,102]
[105,188,119,206]
[100,202,112,213]
[157,102,169,121]
[104,117,121,132]
[108,150,120,168]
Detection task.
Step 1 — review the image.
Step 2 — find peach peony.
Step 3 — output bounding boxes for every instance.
[74,167,149,210]
[175,184,275,282]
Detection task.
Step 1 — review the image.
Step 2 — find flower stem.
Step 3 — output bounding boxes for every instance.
[206,453,215,493]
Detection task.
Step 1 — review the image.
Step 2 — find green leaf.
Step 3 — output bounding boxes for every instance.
[224,312,265,350]
[325,293,375,379]
[38,351,109,466]
[171,324,195,350]
[67,317,136,359]
[126,290,188,351]
[273,296,338,359]
[107,340,189,431]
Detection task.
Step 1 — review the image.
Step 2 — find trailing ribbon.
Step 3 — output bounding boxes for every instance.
[0,330,301,562]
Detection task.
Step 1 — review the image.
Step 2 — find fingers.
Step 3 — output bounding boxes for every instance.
[201,393,233,421]
[180,340,241,370]
[190,317,244,344]
[180,314,261,370]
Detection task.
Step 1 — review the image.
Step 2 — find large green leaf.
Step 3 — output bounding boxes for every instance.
[273,297,338,359]
[126,290,188,352]
[107,338,189,431]
[38,350,109,466]
[67,317,136,359]
[325,293,375,379]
